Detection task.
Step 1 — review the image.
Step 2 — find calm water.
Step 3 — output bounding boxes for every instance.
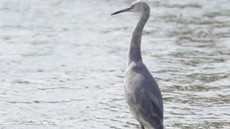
[0,0,230,129]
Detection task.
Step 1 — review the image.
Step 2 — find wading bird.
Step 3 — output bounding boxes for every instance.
[111,1,164,129]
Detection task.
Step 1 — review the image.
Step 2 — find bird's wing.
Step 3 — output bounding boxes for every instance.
[132,74,163,128]
[137,92,164,129]
[128,62,164,128]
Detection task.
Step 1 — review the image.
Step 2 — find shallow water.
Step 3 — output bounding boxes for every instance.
[0,0,230,129]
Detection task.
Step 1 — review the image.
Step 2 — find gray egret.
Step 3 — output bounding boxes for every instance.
[111,1,164,129]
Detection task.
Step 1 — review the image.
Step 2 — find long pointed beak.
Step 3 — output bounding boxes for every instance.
[111,7,132,15]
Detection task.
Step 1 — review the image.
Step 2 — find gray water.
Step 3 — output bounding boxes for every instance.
[0,0,230,129]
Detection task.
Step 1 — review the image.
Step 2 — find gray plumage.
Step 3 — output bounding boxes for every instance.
[112,1,164,129]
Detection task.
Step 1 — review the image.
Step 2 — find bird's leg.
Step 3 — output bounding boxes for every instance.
[141,125,144,129]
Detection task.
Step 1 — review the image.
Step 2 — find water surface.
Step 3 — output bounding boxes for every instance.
[0,0,230,129]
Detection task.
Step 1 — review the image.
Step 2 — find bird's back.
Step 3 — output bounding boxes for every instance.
[124,61,163,129]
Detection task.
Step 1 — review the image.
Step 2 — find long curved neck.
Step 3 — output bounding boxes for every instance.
[128,10,150,65]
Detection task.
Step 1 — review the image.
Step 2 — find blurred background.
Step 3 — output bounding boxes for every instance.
[0,0,230,128]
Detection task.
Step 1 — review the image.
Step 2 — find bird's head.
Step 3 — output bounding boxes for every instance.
[111,0,150,15]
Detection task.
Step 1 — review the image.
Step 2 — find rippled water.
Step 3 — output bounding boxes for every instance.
[0,0,230,129]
